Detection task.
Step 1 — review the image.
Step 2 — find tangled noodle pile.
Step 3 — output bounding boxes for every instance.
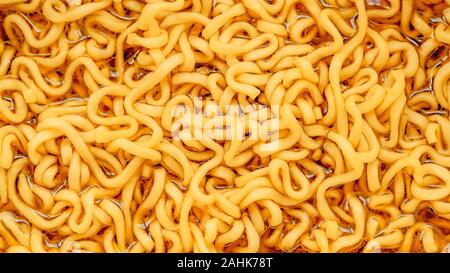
[0,0,449,253]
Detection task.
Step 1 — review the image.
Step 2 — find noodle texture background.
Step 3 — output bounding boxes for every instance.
[0,0,449,253]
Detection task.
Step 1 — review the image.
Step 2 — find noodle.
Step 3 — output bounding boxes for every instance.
[0,0,449,253]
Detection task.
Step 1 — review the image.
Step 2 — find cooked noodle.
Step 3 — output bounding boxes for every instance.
[0,0,449,253]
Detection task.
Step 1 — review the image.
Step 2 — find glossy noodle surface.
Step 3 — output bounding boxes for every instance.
[0,0,449,253]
